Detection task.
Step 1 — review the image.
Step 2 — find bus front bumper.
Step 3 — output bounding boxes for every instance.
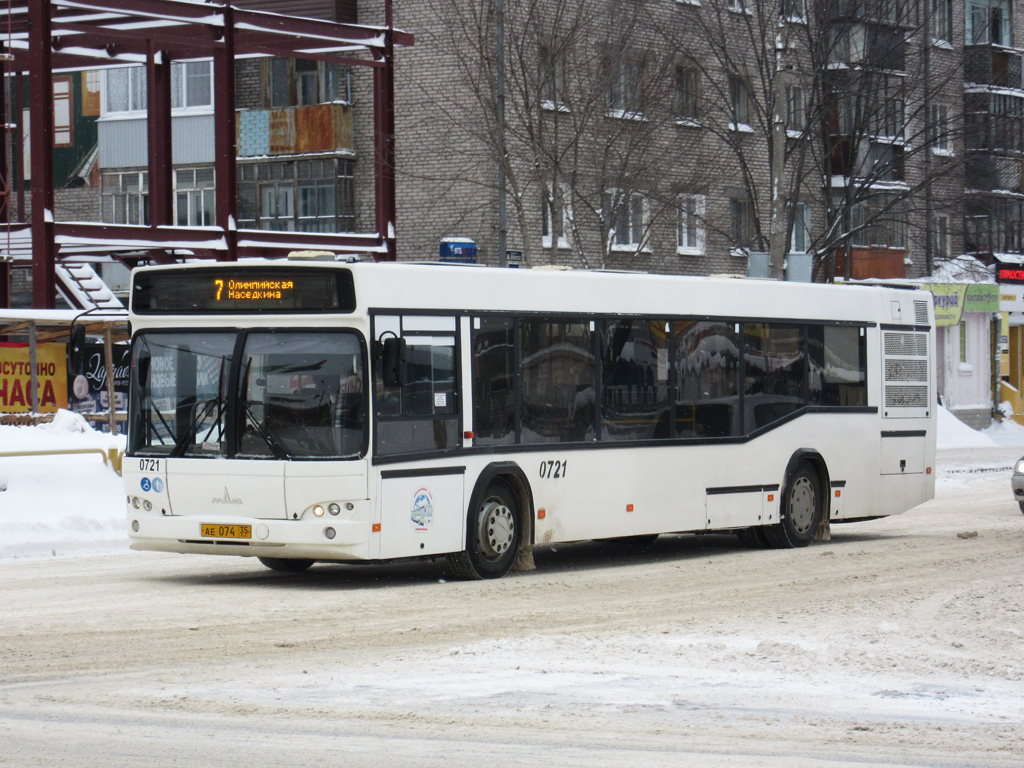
[127,514,372,561]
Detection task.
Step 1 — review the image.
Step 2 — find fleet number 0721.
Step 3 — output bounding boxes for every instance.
[539,460,567,479]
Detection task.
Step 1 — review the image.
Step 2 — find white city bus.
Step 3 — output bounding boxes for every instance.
[125,258,936,578]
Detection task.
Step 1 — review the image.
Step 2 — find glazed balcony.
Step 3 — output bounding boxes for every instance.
[236,102,354,158]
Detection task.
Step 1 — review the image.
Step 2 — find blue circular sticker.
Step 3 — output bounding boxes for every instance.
[152,477,164,494]
[140,477,152,493]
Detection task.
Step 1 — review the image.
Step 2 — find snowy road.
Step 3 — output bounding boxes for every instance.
[1,445,1023,767]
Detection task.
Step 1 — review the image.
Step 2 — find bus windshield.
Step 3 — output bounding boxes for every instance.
[129,330,366,460]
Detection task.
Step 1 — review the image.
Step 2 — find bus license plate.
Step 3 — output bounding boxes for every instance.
[201,524,252,539]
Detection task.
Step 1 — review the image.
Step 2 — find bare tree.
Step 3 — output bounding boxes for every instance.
[659,0,966,280]
[419,0,712,268]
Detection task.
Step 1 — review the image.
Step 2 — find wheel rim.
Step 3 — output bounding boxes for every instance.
[788,476,817,535]
[478,498,515,561]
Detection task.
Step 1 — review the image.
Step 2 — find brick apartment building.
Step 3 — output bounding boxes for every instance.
[25,0,1024,284]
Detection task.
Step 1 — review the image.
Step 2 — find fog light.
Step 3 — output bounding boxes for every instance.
[143,500,153,511]
[132,520,139,532]
[325,527,336,540]
[313,504,325,517]
[346,502,355,511]
[328,503,341,516]
[132,497,141,509]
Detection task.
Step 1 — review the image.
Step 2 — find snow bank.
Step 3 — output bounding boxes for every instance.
[0,410,127,560]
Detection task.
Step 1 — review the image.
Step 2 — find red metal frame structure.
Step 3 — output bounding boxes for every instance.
[0,0,411,308]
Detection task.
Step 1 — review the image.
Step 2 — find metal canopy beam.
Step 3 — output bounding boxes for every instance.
[2,0,409,307]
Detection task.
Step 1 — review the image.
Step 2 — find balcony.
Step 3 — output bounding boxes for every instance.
[236,102,354,158]
[965,45,1022,89]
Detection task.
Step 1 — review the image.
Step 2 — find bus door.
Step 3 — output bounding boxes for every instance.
[372,314,466,558]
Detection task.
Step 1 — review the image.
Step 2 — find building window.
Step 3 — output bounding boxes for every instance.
[101,171,149,225]
[932,0,953,42]
[785,85,806,133]
[171,61,212,110]
[677,195,705,254]
[791,202,812,253]
[104,61,213,115]
[607,55,644,116]
[104,66,147,113]
[174,168,215,227]
[850,196,905,248]
[539,45,567,109]
[959,320,968,363]
[934,214,950,258]
[729,74,750,128]
[676,67,699,122]
[604,190,646,249]
[967,0,1011,46]
[781,0,806,21]
[730,198,753,250]
[53,76,73,147]
[927,104,951,152]
[237,159,354,233]
[268,58,339,108]
[728,0,748,11]
[542,187,571,249]
[869,141,905,181]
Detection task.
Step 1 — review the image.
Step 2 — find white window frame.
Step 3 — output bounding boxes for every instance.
[53,76,73,147]
[173,168,216,227]
[790,201,812,254]
[101,170,149,225]
[729,74,752,131]
[606,56,644,119]
[927,103,953,155]
[605,189,648,252]
[102,61,214,118]
[171,60,214,113]
[677,195,706,255]
[542,186,572,250]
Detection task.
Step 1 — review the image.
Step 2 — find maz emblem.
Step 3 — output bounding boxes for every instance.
[212,487,243,505]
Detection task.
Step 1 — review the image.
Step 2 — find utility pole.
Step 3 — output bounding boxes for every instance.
[496,0,507,267]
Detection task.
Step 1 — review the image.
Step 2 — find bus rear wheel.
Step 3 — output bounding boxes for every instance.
[764,463,822,549]
[447,480,521,580]
[258,557,315,572]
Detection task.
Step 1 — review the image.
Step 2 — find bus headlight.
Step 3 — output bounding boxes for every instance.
[143,500,153,511]
[132,497,141,509]
[328,503,341,516]
[313,504,325,517]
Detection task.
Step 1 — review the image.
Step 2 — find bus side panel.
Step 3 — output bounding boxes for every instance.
[378,473,465,558]
[527,447,706,543]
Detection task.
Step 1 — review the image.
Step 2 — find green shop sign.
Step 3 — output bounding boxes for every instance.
[923,284,999,326]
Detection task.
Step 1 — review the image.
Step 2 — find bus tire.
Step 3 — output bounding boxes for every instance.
[257,557,315,572]
[447,480,521,580]
[765,462,822,549]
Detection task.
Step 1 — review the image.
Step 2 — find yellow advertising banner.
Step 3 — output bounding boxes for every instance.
[0,343,69,413]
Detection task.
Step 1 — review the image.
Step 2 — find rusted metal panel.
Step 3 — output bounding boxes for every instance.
[231,0,335,21]
[295,104,334,153]
[269,108,295,154]
[835,248,907,280]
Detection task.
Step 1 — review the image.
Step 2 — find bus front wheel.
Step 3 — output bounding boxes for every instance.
[448,480,521,580]
[765,463,822,549]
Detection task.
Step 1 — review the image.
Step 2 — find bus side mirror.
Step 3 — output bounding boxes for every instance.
[68,324,86,375]
[382,336,406,388]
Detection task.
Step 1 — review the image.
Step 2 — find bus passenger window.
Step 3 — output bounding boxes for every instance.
[472,317,515,446]
[520,319,595,444]
[742,323,805,431]
[808,325,867,406]
[601,319,670,441]
[674,321,740,438]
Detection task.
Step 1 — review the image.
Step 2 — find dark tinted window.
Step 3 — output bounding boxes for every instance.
[601,319,671,441]
[674,321,740,437]
[742,323,806,430]
[521,319,595,443]
[472,316,516,445]
[808,325,867,406]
